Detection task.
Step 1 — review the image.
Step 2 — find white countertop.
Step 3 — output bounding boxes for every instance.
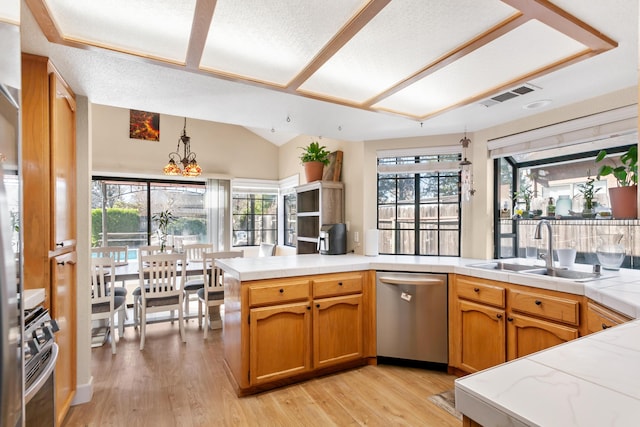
[217,253,640,426]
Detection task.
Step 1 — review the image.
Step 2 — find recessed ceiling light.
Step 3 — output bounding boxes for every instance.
[523,99,552,110]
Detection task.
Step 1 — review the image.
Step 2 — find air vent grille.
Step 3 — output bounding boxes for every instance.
[479,84,538,107]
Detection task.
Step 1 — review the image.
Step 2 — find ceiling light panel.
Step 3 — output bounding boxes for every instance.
[200,0,365,85]
[44,0,196,63]
[299,0,517,104]
[373,19,587,117]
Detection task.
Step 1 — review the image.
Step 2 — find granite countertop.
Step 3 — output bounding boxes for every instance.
[218,253,640,426]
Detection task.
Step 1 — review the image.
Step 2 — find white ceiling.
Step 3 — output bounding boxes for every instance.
[18,0,638,146]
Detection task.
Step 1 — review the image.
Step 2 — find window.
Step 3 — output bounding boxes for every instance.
[91,177,208,251]
[232,193,277,247]
[283,192,297,247]
[377,153,461,256]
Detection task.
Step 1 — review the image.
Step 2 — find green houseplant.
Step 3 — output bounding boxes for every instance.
[513,182,533,218]
[576,171,601,218]
[596,145,637,219]
[152,209,176,252]
[300,141,331,183]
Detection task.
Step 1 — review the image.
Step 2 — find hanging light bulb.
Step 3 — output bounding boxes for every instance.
[163,117,201,177]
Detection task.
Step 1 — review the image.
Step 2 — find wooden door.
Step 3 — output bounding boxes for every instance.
[313,294,363,369]
[452,299,506,373]
[51,251,77,426]
[49,72,76,248]
[507,313,578,360]
[249,302,312,385]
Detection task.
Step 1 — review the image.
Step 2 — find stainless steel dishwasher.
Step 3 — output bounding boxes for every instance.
[376,271,448,368]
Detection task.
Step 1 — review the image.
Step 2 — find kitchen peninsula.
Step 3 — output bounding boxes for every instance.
[217,254,640,425]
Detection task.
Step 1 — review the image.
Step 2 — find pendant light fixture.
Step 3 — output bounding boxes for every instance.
[163,117,202,177]
[459,131,475,201]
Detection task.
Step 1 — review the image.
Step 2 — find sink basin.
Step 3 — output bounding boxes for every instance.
[467,262,538,272]
[521,267,602,282]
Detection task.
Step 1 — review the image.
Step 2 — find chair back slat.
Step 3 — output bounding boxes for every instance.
[91,256,115,307]
[183,243,213,263]
[139,253,185,298]
[203,250,244,291]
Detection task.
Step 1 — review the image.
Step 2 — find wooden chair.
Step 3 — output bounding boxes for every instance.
[90,256,126,354]
[182,243,214,321]
[258,242,276,257]
[91,246,129,297]
[132,245,164,329]
[137,252,187,350]
[198,250,244,338]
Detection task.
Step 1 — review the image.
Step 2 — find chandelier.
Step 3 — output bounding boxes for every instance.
[163,117,202,177]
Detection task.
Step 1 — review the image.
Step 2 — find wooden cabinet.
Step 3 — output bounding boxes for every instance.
[295,181,344,254]
[226,271,372,395]
[22,53,77,426]
[584,301,631,334]
[450,275,582,375]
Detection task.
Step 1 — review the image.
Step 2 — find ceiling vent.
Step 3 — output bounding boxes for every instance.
[479,83,538,107]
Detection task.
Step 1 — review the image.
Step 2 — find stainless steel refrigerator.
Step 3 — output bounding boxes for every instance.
[0,15,23,427]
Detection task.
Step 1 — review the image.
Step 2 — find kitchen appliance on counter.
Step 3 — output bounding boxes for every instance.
[376,271,448,369]
[317,223,346,255]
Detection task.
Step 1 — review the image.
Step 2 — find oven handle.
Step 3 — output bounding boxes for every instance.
[25,342,58,403]
[377,276,445,286]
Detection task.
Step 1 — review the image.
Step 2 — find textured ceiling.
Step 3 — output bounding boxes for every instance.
[18,0,639,145]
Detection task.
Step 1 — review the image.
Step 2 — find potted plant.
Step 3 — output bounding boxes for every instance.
[513,183,533,218]
[300,141,331,183]
[576,171,601,218]
[595,145,637,219]
[152,209,176,252]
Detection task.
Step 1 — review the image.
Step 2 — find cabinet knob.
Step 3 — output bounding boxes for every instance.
[496,314,502,319]
[279,288,284,293]
[535,300,542,306]
[56,242,64,247]
[316,303,320,308]
[307,306,311,310]
[57,261,65,266]
[602,323,610,329]
[507,317,513,322]
[473,287,479,292]
[338,282,343,286]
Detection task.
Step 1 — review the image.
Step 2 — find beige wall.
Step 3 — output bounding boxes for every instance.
[92,104,279,179]
[279,136,365,253]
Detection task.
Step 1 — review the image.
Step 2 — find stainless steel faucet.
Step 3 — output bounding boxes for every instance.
[534,219,554,269]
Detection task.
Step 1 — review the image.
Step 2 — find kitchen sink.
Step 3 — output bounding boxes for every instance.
[520,267,602,282]
[467,261,538,272]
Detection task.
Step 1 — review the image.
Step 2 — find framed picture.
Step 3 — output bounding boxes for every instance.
[129,109,160,141]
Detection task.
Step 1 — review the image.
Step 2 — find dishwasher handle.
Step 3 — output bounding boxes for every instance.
[378,276,445,286]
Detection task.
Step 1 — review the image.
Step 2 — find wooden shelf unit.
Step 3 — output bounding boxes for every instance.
[295,181,344,254]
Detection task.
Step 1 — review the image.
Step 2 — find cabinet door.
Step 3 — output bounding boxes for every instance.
[249,302,311,385]
[51,251,77,426]
[451,299,506,373]
[49,72,76,248]
[313,294,363,369]
[507,313,578,360]
[584,301,631,335]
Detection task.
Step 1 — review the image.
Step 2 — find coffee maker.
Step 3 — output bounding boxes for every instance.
[317,223,347,255]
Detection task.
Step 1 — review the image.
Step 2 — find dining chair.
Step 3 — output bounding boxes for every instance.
[137,252,187,350]
[132,245,163,328]
[90,256,126,354]
[198,250,244,338]
[182,243,214,321]
[91,246,129,297]
[258,242,276,257]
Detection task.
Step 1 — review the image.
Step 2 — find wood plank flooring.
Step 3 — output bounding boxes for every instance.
[63,321,461,427]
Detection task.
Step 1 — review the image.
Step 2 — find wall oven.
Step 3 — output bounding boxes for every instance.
[24,306,59,426]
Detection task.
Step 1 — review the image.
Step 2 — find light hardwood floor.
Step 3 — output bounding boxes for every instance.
[64,321,461,427]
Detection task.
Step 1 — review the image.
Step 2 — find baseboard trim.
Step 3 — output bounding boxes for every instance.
[71,376,94,405]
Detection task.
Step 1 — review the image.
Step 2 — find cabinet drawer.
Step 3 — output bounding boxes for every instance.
[586,301,631,334]
[509,290,579,326]
[313,273,363,298]
[456,277,505,308]
[248,280,310,307]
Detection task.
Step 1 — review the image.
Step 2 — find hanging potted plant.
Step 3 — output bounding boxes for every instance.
[299,141,331,183]
[152,209,176,252]
[596,145,637,219]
